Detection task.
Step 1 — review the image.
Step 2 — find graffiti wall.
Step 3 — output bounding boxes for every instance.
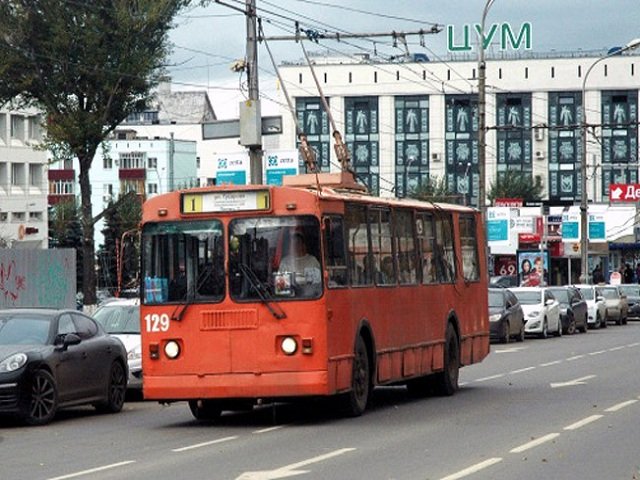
[0,249,76,309]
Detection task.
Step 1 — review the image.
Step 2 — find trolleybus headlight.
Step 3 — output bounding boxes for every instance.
[281,337,298,355]
[164,340,181,359]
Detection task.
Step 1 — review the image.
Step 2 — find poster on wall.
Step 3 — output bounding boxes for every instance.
[264,150,299,186]
[214,152,249,185]
[517,249,550,287]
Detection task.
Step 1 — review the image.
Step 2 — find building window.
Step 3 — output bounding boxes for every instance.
[12,212,25,222]
[29,211,43,221]
[296,98,331,172]
[10,115,24,140]
[29,164,43,187]
[103,156,113,169]
[147,183,158,194]
[496,93,533,180]
[345,97,380,195]
[147,157,158,169]
[548,91,582,201]
[119,152,145,169]
[445,94,478,205]
[0,163,7,188]
[395,96,429,198]
[11,163,25,186]
[0,212,7,222]
[49,180,74,195]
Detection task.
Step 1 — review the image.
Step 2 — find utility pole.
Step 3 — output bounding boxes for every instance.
[478,0,495,217]
[243,0,262,184]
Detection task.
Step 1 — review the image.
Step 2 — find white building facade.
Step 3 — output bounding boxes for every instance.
[0,106,48,248]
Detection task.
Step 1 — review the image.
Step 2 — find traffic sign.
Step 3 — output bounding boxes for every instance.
[609,183,640,202]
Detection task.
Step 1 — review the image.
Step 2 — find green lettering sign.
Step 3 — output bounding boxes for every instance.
[447,22,533,52]
[447,24,471,52]
[501,22,532,50]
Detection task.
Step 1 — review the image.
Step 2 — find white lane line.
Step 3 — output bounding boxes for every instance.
[172,436,238,452]
[509,366,536,374]
[563,415,604,431]
[605,399,638,412]
[540,360,562,367]
[253,426,285,434]
[510,433,560,453]
[567,355,585,361]
[474,374,504,382]
[459,381,469,386]
[609,346,625,352]
[589,350,606,356]
[627,342,640,348]
[438,458,503,480]
[47,461,136,480]
[236,448,357,479]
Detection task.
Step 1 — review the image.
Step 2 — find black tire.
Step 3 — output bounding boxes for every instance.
[580,314,589,333]
[601,313,608,328]
[341,335,371,416]
[96,361,126,413]
[555,319,563,337]
[540,319,548,339]
[24,370,58,426]
[592,313,601,329]
[189,400,223,421]
[565,315,576,335]
[500,321,510,344]
[432,323,460,396]
[616,314,623,326]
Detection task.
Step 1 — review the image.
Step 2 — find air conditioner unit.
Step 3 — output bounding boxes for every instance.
[534,127,545,141]
[535,150,545,160]
[431,152,442,162]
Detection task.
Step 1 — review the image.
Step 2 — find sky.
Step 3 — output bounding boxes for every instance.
[167,0,640,118]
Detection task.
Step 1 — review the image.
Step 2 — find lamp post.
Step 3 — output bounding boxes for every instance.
[580,38,640,283]
[477,0,496,215]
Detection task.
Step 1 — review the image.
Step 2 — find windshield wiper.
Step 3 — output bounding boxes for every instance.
[238,263,287,320]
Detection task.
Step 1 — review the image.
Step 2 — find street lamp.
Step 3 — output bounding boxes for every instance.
[477,0,496,214]
[580,38,640,283]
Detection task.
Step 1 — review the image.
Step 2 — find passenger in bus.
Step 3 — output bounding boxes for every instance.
[169,265,187,300]
[279,233,321,293]
[379,256,395,284]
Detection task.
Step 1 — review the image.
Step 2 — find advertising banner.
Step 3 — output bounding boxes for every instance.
[264,150,299,186]
[517,249,550,287]
[215,152,249,185]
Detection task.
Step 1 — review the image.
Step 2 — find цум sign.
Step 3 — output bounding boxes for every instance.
[447,22,532,52]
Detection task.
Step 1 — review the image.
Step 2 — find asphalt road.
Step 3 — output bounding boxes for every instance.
[2,322,640,480]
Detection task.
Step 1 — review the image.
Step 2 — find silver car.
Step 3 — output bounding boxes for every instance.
[574,284,607,329]
[596,285,628,325]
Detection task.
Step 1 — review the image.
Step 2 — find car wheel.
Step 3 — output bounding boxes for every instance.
[555,319,563,337]
[566,315,576,335]
[189,400,223,421]
[24,370,58,426]
[432,323,460,396]
[580,314,589,333]
[500,321,510,344]
[601,313,608,328]
[95,361,126,413]
[616,314,623,326]
[341,335,371,416]
[591,313,601,330]
[622,315,628,325]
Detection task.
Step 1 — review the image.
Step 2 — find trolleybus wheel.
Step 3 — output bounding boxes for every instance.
[342,335,370,416]
[433,323,459,396]
[189,400,222,421]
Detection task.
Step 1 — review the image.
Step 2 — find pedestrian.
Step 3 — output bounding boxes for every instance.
[624,263,634,284]
[592,264,604,284]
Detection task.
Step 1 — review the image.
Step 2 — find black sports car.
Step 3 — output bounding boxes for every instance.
[0,308,128,425]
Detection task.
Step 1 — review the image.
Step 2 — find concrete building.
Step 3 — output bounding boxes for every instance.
[0,105,48,249]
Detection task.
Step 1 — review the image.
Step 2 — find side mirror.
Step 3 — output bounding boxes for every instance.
[596,296,604,302]
[545,299,555,306]
[56,333,81,351]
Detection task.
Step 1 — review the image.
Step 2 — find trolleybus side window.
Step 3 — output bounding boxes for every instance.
[370,208,394,286]
[394,209,418,285]
[460,214,480,282]
[323,216,348,287]
[416,213,436,284]
[345,204,371,286]
[434,213,457,283]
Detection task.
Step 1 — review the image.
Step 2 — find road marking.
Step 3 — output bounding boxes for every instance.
[235,448,356,480]
[605,399,638,412]
[539,360,562,367]
[253,426,285,434]
[589,350,606,356]
[438,458,503,480]
[609,346,625,352]
[475,374,504,382]
[47,461,136,480]
[563,415,604,431]
[509,367,536,374]
[566,355,585,361]
[510,433,560,453]
[627,342,640,348]
[494,347,526,354]
[550,375,596,388]
[172,436,238,452]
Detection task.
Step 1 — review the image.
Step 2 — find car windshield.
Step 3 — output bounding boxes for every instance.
[577,287,594,300]
[512,291,542,305]
[488,291,504,307]
[0,314,51,345]
[548,288,569,303]
[598,288,618,299]
[619,285,640,296]
[93,305,140,334]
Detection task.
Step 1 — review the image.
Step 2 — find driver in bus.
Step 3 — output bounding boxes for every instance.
[279,232,321,294]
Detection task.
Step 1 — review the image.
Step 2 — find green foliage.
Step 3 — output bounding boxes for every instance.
[408,176,463,204]
[0,0,197,304]
[48,200,84,291]
[488,171,544,204]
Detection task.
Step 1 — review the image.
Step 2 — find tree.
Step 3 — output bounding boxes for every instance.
[408,176,462,204]
[488,171,544,204]
[0,0,200,305]
[48,200,84,293]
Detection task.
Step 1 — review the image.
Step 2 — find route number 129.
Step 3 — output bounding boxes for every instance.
[144,313,170,332]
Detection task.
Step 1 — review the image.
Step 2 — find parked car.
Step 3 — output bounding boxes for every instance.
[574,284,607,329]
[546,286,589,334]
[488,288,525,343]
[618,284,640,320]
[510,287,562,338]
[0,308,127,425]
[490,275,518,288]
[597,285,628,325]
[93,298,141,391]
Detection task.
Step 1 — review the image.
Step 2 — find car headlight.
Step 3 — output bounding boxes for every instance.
[0,353,28,373]
[128,345,142,361]
[489,314,502,322]
[164,340,181,359]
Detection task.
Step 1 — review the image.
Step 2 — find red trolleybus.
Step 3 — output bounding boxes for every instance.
[140,173,489,420]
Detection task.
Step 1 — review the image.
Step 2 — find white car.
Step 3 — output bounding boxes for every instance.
[93,298,142,390]
[574,284,607,329]
[510,287,562,338]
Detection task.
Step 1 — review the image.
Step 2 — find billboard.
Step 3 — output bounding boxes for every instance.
[517,249,550,287]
